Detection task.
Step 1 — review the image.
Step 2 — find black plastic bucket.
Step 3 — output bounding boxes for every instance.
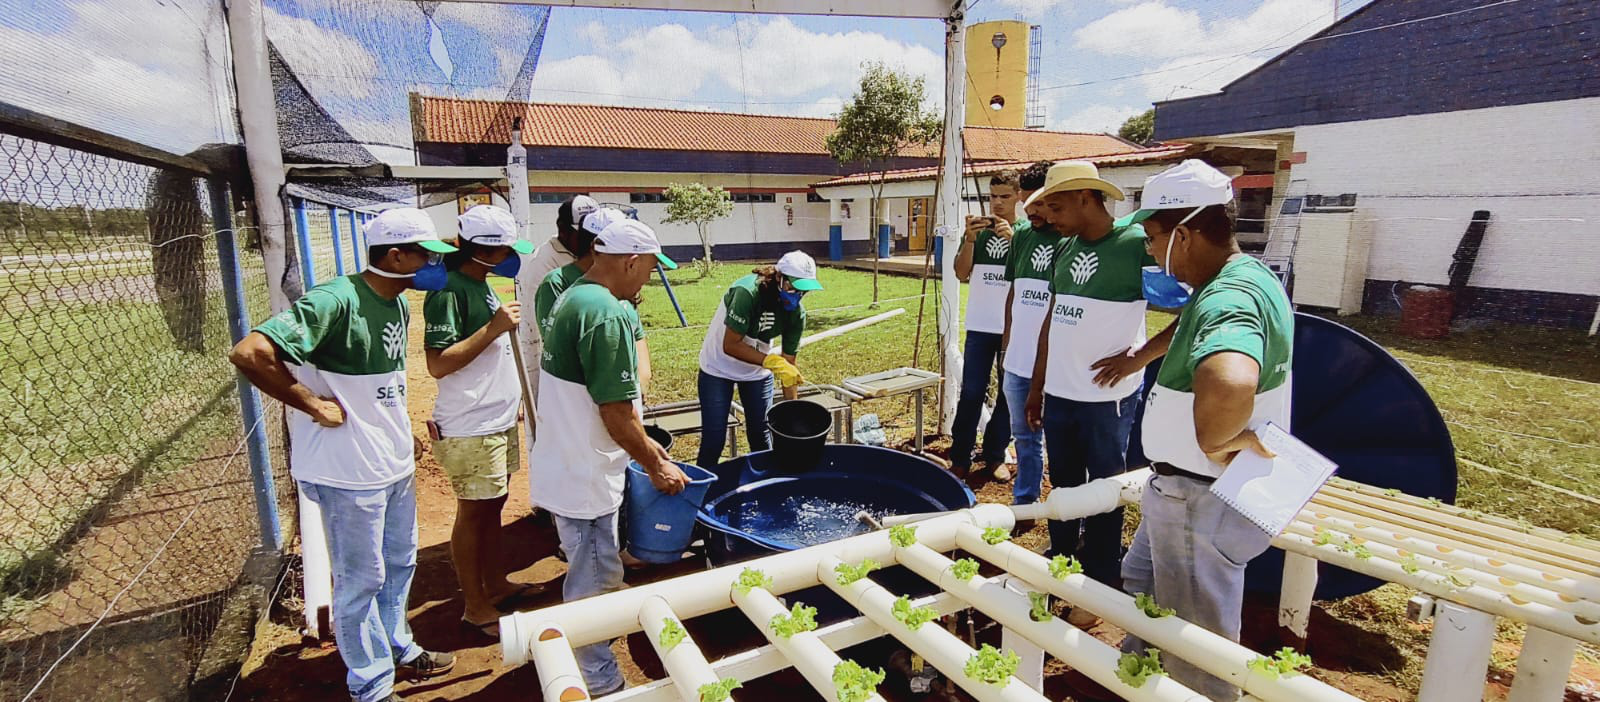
[644,424,674,452]
[766,399,831,473]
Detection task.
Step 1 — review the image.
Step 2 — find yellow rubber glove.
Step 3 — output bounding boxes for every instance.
[762,354,803,388]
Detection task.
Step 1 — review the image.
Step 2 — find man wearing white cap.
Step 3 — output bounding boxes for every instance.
[422,205,540,636]
[1021,161,1177,604]
[515,195,600,430]
[528,218,688,694]
[1113,159,1294,701]
[229,208,457,702]
[694,250,822,469]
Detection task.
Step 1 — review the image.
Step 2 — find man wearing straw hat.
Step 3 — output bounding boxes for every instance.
[1021,161,1176,610]
[528,218,688,694]
[1114,159,1293,701]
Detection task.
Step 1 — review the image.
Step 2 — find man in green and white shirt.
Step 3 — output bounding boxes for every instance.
[1022,161,1177,589]
[1117,160,1294,702]
[229,208,457,702]
[528,218,688,694]
[998,160,1060,506]
[949,169,1019,480]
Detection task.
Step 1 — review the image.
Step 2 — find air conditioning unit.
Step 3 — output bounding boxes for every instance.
[1291,194,1370,314]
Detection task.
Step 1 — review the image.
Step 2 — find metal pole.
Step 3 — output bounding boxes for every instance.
[293,198,315,286]
[934,4,968,434]
[656,264,689,327]
[226,0,292,313]
[327,206,345,276]
[208,178,282,551]
[347,209,363,270]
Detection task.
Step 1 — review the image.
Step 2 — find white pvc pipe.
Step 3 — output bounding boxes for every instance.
[639,597,730,702]
[934,7,966,435]
[731,586,885,702]
[1417,600,1495,702]
[1278,552,1318,644]
[818,555,1047,702]
[529,623,591,702]
[1000,623,1045,693]
[1011,468,1150,523]
[1274,531,1600,645]
[955,525,1361,702]
[897,544,1210,702]
[798,308,905,349]
[506,123,531,240]
[607,591,968,702]
[296,491,333,639]
[1506,627,1579,702]
[225,0,292,313]
[501,506,1014,663]
[1326,480,1600,558]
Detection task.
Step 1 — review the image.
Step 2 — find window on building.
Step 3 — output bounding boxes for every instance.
[530,192,585,204]
[731,192,776,203]
[806,192,827,203]
[629,192,667,204]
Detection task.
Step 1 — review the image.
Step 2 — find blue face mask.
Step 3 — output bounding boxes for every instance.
[473,254,521,278]
[1141,217,1194,308]
[411,260,449,291]
[779,288,805,311]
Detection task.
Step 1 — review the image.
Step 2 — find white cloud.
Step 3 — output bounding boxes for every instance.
[995,0,1067,17]
[264,6,381,98]
[530,17,942,113]
[1077,0,1336,100]
[1051,103,1144,134]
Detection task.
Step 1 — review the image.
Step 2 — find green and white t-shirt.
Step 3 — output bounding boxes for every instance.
[536,263,645,343]
[254,275,413,489]
[423,271,519,438]
[1143,256,1294,478]
[698,274,806,382]
[1044,223,1158,402]
[528,278,643,519]
[964,222,1015,335]
[1001,221,1062,378]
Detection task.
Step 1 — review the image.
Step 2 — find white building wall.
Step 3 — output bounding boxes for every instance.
[1291,97,1600,296]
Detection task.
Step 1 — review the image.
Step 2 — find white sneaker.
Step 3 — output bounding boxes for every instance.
[992,465,1011,481]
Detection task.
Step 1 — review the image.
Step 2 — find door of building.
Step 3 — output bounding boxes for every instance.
[908,197,931,250]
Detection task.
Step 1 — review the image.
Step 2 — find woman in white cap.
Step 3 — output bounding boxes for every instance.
[694,251,822,468]
[422,205,538,636]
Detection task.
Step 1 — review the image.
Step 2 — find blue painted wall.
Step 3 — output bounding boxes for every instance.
[1154,0,1600,140]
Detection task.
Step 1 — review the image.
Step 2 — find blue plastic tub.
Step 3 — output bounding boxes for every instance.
[625,460,717,564]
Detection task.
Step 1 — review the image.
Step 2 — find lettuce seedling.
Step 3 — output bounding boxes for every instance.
[1028,592,1052,622]
[891,595,937,630]
[1048,554,1083,579]
[733,568,773,596]
[769,602,818,639]
[658,617,687,652]
[1247,647,1313,679]
[950,558,980,582]
[834,558,879,586]
[1115,650,1164,688]
[698,678,741,702]
[1133,592,1174,618]
[888,525,918,548]
[832,660,885,702]
[981,527,1010,545]
[963,644,1020,686]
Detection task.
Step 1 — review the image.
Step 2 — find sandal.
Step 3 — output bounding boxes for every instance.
[462,617,500,638]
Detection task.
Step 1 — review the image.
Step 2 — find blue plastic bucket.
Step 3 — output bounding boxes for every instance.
[625,460,717,564]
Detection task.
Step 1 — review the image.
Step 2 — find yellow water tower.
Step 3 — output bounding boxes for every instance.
[965,20,1033,129]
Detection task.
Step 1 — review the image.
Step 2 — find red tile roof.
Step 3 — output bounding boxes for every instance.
[811,143,1199,188]
[411,95,1140,162]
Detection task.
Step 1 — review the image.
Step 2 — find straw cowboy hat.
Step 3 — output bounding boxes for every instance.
[1020,161,1125,208]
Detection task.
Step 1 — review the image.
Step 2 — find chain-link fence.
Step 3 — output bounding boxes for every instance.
[0,131,291,701]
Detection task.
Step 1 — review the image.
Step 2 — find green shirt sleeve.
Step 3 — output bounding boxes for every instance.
[579,315,641,404]
[1003,233,1021,281]
[422,288,463,349]
[1187,290,1267,377]
[253,287,343,365]
[534,277,559,332]
[780,306,806,356]
[722,284,758,335]
[622,301,645,342]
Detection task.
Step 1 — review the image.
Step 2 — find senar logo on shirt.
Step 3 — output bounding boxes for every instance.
[1069,251,1099,286]
[985,237,1010,259]
[1029,244,1054,272]
[485,292,500,311]
[382,321,406,360]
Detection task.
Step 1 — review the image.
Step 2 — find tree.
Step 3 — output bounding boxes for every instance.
[1118,108,1156,145]
[661,181,734,277]
[825,62,942,304]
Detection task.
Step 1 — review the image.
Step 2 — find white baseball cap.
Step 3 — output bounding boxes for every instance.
[593,219,678,270]
[775,250,822,291]
[571,195,599,219]
[365,207,456,253]
[458,205,533,254]
[581,206,628,236]
[1115,159,1235,227]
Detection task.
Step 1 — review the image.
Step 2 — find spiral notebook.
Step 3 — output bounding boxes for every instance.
[1208,422,1338,536]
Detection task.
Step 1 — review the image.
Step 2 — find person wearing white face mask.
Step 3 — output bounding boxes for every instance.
[228,208,459,702]
[1068,160,1294,702]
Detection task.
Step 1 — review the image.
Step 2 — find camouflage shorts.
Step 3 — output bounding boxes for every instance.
[433,427,520,500]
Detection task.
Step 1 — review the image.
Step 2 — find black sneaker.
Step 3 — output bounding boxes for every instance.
[352,694,402,702]
[397,649,455,679]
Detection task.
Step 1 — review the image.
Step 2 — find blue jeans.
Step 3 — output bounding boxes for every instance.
[553,511,627,694]
[299,477,422,702]
[696,370,774,469]
[1121,474,1273,701]
[1001,371,1045,505]
[949,331,1011,469]
[1041,391,1140,584]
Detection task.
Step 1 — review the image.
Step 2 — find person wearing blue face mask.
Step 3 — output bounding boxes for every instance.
[694,250,822,469]
[422,204,543,638]
[228,207,459,702]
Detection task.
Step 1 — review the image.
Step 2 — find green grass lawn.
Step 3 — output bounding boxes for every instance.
[498,263,1600,536]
